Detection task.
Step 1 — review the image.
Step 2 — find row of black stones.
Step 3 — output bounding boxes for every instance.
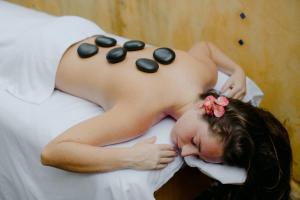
[77,35,176,73]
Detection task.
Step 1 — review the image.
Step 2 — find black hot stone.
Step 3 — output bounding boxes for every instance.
[153,47,176,65]
[95,35,117,47]
[123,40,145,51]
[77,43,98,58]
[106,47,127,63]
[136,58,159,73]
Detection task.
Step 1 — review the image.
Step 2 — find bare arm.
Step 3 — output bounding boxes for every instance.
[188,41,246,99]
[42,142,135,172]
[188,41,243,75]
[41,103,176,173]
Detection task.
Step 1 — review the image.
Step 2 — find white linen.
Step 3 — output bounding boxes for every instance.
[184,156,246,185]
[0,1,104,104]
[0,89,183,200]
[0,1,264,200]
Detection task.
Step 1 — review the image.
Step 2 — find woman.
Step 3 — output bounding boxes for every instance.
[40,34,246,172]
[37,16,291,199]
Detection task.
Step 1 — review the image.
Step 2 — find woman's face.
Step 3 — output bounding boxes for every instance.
[171,105,224,163]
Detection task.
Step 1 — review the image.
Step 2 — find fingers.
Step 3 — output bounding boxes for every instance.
[158,144,176,151]
[156,144,177,169]
[222,84,246,100]
[155,157,176,170]
[133,141,177,170]
[156,164,168,169]
[231,84,246,100]
[223,85,239,98]
[159,157,175,164]
[233,90,246,100]
[221,79,239,98]
[160,150,177,157]
[220,71,247,100]
[221,79,233,94]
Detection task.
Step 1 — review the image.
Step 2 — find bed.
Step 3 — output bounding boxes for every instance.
[0,1,264,200]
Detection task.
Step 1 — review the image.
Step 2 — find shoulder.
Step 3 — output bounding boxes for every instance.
[110,99,166,133]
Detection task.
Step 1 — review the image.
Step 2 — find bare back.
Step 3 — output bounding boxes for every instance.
[55,36,217,122]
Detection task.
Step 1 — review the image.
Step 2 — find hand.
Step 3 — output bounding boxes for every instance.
[130,136,177,170]
[221,69,246,100]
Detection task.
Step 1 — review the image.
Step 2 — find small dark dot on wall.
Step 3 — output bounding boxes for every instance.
[238,39,244,45]
[240,12,246,19]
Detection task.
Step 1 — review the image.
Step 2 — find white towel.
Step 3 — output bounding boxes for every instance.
[0,6,103,104]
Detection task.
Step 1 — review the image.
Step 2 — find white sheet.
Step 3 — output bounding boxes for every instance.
[0,1,264,200]
[0,2,104,104]
[0,89,183,200]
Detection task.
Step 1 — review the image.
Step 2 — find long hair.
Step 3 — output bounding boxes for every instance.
[196,89,292,200]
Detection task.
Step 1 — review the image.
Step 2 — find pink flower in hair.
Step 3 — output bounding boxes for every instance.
[201,95,229,117]
[202,95,216,115]
[215,96,229,106]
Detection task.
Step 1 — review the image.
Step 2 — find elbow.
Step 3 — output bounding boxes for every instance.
[40,144,55,166]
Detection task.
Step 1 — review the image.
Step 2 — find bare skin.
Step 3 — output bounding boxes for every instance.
[41,36,246,173]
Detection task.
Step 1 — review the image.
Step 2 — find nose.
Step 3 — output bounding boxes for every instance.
[181,144,198,157]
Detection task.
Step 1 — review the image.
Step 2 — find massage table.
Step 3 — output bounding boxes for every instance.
[0,1,264,199]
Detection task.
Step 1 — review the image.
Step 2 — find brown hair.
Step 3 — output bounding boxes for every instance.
[197,89,292,200]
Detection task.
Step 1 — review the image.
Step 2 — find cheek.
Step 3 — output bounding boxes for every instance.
[171,125,195,148]
[172,112,200,146]
[199,138,224,163]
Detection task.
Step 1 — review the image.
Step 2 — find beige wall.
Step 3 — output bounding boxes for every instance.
[8,0,300,198]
